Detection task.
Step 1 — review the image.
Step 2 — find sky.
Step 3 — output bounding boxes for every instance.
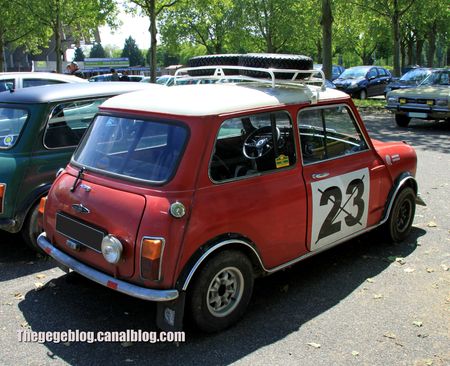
[99,10,150,49]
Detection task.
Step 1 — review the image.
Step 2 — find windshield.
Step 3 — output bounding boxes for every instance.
[419,70,450,86]
[0,107,29,149]
[399,69,431,83]
[339,68,368,79]
[73,115,188,183]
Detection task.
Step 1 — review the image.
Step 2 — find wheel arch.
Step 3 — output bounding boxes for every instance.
[380,172,418,225]
[176,234,266,292]
[14,183,51,232]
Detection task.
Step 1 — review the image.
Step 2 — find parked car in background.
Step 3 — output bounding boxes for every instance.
[333,66,392,99]
[386,68,449,127]
[313,64,345,80]
[89,73,144,82]
[384,67,432,95]
[0,82,162,251]
[37,54,423,333]
[0,72,87,92]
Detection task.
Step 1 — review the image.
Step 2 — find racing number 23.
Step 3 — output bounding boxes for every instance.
[317,178,365,243]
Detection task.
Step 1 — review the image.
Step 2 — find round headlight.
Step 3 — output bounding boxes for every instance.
[436,99,448,107]
[387,97,398,104]
[101,235,123,264]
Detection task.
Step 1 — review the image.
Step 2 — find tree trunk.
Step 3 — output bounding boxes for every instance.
[407,38,414,65]
[416,39,424,65]
[400,41,406,70]
[392,0,401,77]
[321,0,333,80]
[426,22,437,67]
[0,30,4,72]
[316,39,322,63]
[150,0,157,83]
[55,1,62,73]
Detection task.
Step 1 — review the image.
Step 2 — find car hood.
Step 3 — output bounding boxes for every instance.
[388,85,449,99]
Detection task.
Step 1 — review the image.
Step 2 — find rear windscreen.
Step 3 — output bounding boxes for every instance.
[73,115,188,183]
[0,107,29,149]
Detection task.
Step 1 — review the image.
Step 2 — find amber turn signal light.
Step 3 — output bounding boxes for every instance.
[141,238,164,281]
[38,196,47,215]
[0,184,5,213]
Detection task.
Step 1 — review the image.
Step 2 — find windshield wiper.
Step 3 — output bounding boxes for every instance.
[70,166,86,192]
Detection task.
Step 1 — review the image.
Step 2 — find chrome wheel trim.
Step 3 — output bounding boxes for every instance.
[206,266,244,318]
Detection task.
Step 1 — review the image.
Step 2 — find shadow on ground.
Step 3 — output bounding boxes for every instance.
[0,232,55,282]
[18,227,425,365]
[361,111,450,154]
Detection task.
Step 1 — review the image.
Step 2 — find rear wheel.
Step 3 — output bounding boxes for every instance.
[21,202,44,253]
[188,250,254,333]
[384,187,416,243]
[395,114,411,127]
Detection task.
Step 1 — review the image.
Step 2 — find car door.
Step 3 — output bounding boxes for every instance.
[366,68,380,96]
[298,104,384,251]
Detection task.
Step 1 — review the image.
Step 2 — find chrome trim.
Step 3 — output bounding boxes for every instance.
[140,236,166,281]
[71,203,90,214]
[312,172,329,180]
[37,233,178,302]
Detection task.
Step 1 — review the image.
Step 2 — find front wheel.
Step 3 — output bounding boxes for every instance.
[384,187,416,243]
[188,250,254,333]
[395,114,411,127]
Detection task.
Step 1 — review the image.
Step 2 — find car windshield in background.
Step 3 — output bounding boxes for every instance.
[0,108,28,148]
[400,69,431,83]
[339,67,368,78]
[419,70,450,86]
[73,116,188,183]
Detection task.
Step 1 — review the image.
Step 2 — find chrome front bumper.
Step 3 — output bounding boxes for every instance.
[37,233,179,302]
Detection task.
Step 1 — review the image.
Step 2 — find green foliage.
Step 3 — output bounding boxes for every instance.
[73,47,85,61]
[121,36,145,66]
[89,43,107,58]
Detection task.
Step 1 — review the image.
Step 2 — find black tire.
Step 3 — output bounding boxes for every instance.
[188,250,254,333]
[21,202,44,253]
[359,89,367,100]
[238,53,313,79]
[384,187,416,243]
[395,114,411,127]
[187,54,241,76]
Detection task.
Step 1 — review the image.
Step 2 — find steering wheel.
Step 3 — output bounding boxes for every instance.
[243,126,280,159]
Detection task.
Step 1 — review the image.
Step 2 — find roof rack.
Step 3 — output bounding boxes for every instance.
[174,65,326,90]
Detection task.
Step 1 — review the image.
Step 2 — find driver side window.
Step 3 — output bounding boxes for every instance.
[298,105,368,165]
[210,111,296,182]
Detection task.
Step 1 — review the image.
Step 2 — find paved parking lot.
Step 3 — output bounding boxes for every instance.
[0,110,449,366]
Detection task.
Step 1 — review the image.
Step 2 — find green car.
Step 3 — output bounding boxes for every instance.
[0,82,162,250]
[386,69,449,127]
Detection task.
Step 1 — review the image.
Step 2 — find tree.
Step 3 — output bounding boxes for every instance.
[89,43,107,58]
[17,0,118,72]
[349,0,416,76]
[73,47,85,61]
[0,0,49,71]
[125,0,178,82]
[121,36,145,66]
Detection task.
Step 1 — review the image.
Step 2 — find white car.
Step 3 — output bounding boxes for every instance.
[0,72,87,92]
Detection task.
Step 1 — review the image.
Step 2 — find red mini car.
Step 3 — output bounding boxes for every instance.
[38,54,424,332]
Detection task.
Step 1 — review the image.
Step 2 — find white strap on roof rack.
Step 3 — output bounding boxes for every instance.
[174,65,326,91]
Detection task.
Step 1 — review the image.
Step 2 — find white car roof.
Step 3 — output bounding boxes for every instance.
[100,83,349,117]
[0,72,87,83]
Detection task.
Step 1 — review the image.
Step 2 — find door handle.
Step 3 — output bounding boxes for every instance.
[312,172,330,180]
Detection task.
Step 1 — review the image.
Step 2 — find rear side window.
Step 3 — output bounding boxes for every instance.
[73,116,188,183]
[44,98,106,149]
[298,105,368,164]
[0,79,15,91]
[0,108,28,148]
[23,79,65,88]
[210,111,296,182]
